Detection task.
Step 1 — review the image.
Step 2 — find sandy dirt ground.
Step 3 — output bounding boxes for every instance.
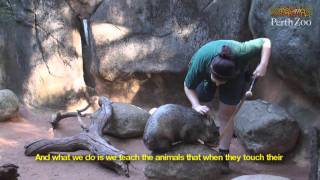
[0,105,310,180]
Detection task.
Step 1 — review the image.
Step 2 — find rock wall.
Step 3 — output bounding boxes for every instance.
[249,0,320,99]
[247,0,320,162]
[88,0,252,107]
[0,0,253,108]
[0,0,319,170]
[0,0,103,108]
[0,0,319,135]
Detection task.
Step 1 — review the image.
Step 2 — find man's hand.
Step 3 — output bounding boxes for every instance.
[192,105,210,115]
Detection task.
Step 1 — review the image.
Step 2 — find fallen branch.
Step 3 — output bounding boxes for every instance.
[50,102,91,129]
[24,97,130,177]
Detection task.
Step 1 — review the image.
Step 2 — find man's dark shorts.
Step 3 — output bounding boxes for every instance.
[195,72,247,105]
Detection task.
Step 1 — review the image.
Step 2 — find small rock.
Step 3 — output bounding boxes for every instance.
[103,102,150,138]
[232,174,290,180]
[235,99,300,154]
[0,89,19,122]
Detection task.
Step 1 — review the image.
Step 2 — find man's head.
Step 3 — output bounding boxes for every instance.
[210,45,236,86]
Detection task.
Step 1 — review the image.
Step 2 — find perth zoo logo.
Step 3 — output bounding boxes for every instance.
[270,6,312,27]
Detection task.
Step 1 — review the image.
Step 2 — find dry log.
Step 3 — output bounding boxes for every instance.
[24,97,130,177]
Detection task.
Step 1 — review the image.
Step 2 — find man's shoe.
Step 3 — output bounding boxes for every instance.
[219,149,231,174]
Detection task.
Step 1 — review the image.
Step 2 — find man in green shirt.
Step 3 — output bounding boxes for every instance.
[184,38,271,162]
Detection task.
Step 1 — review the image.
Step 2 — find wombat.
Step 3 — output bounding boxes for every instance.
[143,104,219,152]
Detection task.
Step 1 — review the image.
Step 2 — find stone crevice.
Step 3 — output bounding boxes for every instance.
[34,12,53,76]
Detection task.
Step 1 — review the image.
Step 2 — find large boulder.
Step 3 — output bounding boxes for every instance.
[91,0,210,81]
[144,144,226,180]
[103,102,150,138]
[91,0,252,80]
[0,0,254,108]
[249,0,320,98]
[200,0,252,40]
[234,99,300,154]
[89,0,252,106]
[0,89,19,122]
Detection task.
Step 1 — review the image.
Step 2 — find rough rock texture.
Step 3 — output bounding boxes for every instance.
[91,0,252,80]
[144,144,225,180]
[0,0,253,108]
[232,174,290,180]
[0,89,19,122]
[309,127,319,180]
[0,0,104,108]
[249,0,320,99]
[67,0,103,17]
[92,0,209,80]
[200,0,252,40]
[90,0,252,107]
[234,99,300,154]
[0,1,13,90]
[103,102,150,138]
[0,58,5,89]
[0,0,83,107]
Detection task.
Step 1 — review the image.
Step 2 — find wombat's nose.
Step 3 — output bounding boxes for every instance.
[205,142,219,148]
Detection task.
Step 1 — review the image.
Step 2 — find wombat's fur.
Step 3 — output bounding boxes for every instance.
[143,104,219,152]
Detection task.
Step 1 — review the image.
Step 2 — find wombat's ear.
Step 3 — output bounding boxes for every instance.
[204,117,211,126]
[209,115,215,124]
[204,114,214,126]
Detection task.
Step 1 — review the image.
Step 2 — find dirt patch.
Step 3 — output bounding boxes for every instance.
[0,105,309,180]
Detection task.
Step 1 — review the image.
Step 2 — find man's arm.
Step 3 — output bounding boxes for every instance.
[184,83,209,115]
[253,38,271,77]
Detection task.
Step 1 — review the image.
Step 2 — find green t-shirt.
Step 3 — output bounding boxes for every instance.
[184,38,265,89]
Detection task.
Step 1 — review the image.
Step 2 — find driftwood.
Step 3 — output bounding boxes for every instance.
[50,102,92,131]
[309,127,319,180]
[0,164,19,180]
[24,97,130,176]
